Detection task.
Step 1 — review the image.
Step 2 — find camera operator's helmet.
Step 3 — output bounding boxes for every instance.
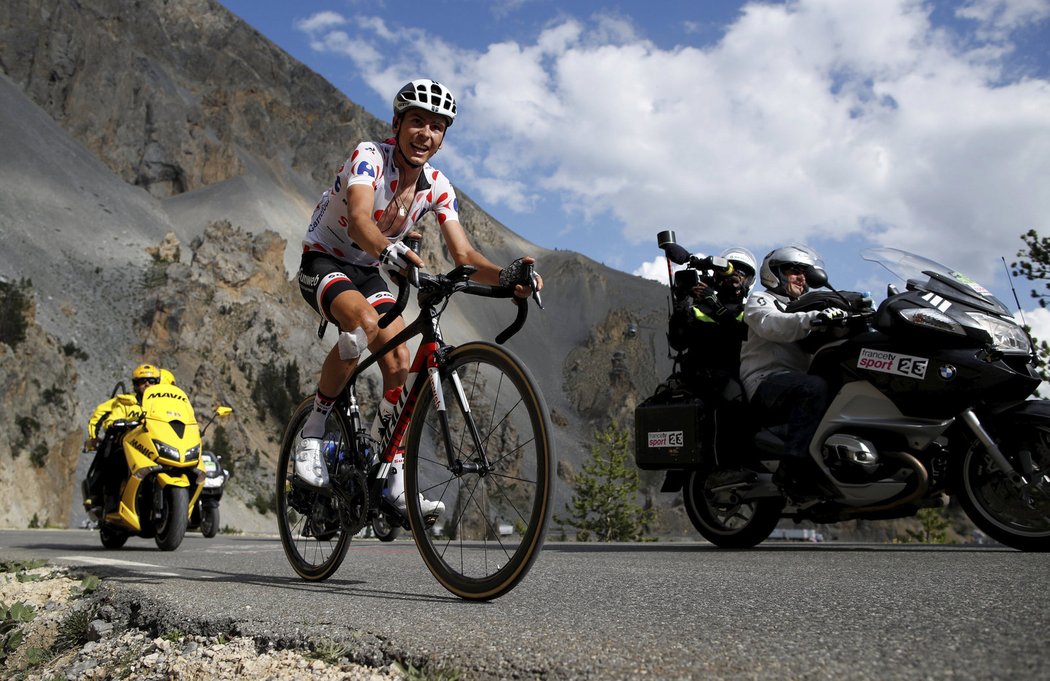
[759,245,826,297]
[719,247,757,290]
[159,368,176,386]
[393,79,457,126]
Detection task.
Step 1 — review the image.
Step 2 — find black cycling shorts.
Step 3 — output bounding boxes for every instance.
[297,252,396,325]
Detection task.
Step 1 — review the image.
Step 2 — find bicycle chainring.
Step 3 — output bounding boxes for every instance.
[334,467,369,536]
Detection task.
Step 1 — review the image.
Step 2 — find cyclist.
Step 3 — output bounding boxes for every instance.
[294,78,542,516]
[83,363,165,510]
[739,246,843,492]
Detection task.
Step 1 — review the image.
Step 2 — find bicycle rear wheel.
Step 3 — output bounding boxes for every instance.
[276,397,353,581]
[405,341,555,600]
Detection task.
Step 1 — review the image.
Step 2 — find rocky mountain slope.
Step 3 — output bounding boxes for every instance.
[0,0,673,530]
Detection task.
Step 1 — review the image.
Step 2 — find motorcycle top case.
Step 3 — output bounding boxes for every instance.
[634,393,706,470]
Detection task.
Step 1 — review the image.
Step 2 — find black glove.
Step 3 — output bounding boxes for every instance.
[812,307,848,326]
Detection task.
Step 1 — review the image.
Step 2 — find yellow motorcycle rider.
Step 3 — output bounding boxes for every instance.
[83,363,169,512]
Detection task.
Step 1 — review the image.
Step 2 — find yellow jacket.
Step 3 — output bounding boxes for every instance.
[87,393,144,439]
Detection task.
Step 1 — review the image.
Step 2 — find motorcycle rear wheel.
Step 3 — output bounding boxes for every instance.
[683,469,783,548]
[957,425,1050,552]
[155,486,189,551]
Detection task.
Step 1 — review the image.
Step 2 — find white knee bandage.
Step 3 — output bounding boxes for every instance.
[337,327,368,360]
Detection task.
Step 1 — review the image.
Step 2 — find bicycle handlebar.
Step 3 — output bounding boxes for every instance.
[377,258,540,344]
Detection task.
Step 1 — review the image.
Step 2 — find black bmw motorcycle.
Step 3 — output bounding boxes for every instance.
[636,240,1049,551]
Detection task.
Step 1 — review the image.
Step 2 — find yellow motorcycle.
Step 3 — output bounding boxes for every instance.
[86,385,229,551]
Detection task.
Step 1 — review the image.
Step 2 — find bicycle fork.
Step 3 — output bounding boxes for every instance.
[430,364,492,476]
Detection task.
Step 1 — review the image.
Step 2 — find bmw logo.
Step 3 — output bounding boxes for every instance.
[938,364,957,380]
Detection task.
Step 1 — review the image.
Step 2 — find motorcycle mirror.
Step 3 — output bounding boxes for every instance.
[215,406,233,417]
[805,266,828,289]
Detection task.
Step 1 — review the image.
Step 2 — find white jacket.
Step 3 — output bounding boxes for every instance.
[739,289,822,400]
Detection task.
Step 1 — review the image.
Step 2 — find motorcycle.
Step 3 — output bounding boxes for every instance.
[636,234,1049,551]
[83,385,230,550]
[188,409,232,539]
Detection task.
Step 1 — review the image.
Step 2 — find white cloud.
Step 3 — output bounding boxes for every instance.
[294,11,346,34]
[957,0,1050,37]
[634,256,675,283]
[295,0,1050,288]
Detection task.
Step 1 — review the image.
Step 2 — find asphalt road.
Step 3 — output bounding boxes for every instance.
[1,529,1047,680]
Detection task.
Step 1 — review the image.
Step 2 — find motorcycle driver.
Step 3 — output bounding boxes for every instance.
[739,246,846,492]
[669,248,757,396]
[83,363,167,510]
[294,79,542,518]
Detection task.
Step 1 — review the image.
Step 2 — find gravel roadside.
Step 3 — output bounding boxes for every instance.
[1,564,405,680]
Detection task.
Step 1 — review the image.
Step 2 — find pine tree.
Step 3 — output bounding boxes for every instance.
[1012,229,1050,380]
[555,421,654,542]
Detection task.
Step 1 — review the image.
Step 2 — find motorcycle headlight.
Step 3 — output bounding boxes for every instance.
[153,440,181,461]
[898,308,966,335]
[184,445,200,463]
[965,312,1033,354]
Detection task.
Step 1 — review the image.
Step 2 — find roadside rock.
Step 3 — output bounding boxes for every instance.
[0,566,403,680]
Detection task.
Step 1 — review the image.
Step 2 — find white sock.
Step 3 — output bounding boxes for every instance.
[302,391,336,439]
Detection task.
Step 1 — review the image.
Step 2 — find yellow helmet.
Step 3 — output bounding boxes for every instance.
[132,363,162,380]
[159,368,176,385]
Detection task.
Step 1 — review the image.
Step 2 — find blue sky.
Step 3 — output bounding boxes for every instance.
[218,0,1050,328]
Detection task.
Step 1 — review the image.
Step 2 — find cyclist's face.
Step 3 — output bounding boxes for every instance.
[394,110,447,166]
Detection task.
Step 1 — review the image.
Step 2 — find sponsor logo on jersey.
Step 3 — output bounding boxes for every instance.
[353,160,375,178]
[857,348,929,379]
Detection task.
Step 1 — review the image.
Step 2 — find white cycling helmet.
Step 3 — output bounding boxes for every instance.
[759,245,826,297]
[393,79,458,126]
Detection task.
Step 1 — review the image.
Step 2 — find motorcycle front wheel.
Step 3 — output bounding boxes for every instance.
[99,524,128,549]
[956,424,1050,552]
[155,486,189,551]
[683,469,783,548]
[201,503,220,538]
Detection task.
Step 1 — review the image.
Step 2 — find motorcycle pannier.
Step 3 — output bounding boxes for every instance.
[634,396,706,470]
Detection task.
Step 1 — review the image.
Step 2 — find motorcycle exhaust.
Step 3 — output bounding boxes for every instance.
[842,450,929,517]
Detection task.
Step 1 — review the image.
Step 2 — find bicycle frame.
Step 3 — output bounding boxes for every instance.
[337,286,491,502]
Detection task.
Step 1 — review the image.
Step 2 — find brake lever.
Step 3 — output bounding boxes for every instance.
[530,270,544,309]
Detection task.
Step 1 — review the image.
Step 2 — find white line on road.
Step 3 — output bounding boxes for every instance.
[57,555,181,576]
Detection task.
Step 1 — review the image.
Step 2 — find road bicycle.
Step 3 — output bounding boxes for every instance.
[275,253,554,600]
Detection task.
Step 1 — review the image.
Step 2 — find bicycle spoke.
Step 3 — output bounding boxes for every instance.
[275,398,353,581]
[406,343,553,600]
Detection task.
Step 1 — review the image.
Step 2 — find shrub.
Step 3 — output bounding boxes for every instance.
[0,278,32,348]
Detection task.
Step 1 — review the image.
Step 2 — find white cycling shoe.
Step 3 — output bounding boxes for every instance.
[390,493,446,518]
[293,432,329,488]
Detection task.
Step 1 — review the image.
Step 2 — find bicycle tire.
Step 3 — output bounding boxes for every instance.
[276,397,353,581]
[405,341,554,600]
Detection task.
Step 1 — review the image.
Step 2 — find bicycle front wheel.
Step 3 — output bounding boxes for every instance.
[276,397,353,581]
[405,341,555,600]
